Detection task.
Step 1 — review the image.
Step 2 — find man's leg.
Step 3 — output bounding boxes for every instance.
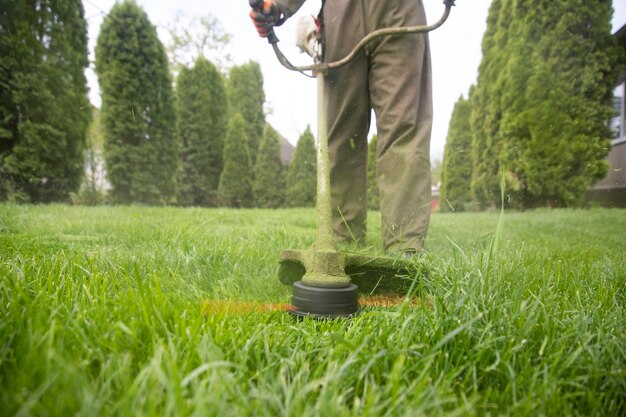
[322,0,371,243]
[368,1,433,253]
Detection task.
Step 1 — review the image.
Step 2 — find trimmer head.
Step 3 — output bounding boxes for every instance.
[289,281,359,318]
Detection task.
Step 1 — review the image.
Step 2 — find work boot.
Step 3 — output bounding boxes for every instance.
[398,248,428,261]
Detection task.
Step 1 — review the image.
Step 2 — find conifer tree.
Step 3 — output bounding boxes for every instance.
[176,57,228,206]
[286,126,317,207]
[367,135,380,210]
[470,0,621,208]
[74,106,106,205]
[227,62,265,163]
[218,113,253,207]
[441,95,474,212]
[253,124,285,208]
[0,0,91,202]
[95,1,178,205]
[500,0,621,207]
[469,0,511,208]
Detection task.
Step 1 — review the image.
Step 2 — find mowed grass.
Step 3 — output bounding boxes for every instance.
[0,204,624,416]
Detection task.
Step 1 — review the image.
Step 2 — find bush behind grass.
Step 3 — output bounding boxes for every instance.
[0,205,624,416]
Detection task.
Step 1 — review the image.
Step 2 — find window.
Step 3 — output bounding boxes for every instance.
[610,82,625,143]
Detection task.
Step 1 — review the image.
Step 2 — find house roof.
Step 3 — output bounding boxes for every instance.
[616,24,626,49]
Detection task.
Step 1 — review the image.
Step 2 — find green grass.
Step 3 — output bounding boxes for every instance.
[0,204,624,416]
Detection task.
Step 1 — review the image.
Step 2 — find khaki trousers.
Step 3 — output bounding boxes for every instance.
[322,0,433,252]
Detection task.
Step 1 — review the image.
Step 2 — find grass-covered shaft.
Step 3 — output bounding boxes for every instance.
[0,205,624,416]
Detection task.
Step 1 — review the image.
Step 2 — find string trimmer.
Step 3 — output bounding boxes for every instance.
[251,0,455,318]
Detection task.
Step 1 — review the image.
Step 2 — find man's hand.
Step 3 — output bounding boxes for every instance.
[249,0,283,38]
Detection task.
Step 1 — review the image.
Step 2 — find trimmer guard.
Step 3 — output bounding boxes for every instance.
[278,249,429,294]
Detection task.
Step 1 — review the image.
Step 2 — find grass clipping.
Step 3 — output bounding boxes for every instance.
[201,295,426,316]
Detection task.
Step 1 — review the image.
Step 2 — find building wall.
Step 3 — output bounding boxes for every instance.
[588,141,626,207]
[595,141,626,190]
[588,25,626,206]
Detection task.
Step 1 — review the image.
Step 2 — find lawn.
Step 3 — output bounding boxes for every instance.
[0,205,624,416]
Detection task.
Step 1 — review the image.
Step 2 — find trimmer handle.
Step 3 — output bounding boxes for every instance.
[249,0,280,44]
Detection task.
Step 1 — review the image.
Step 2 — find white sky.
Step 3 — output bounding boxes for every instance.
[83,1,626,161]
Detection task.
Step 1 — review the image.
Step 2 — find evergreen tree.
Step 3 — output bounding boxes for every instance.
[431,159,443,187]
[0,0,91,202]
[367,135,380,210]
[470,0,622,208]
[500,0,621,207]
[469,0,511,208]
[286,126,317,207]
[253,124,285,208]
[176,57,228,206]
[95,1,178,205]
[218,113,253,207]
[441,95,474,212]
[74,106,106,205]
[227,62,265,163]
